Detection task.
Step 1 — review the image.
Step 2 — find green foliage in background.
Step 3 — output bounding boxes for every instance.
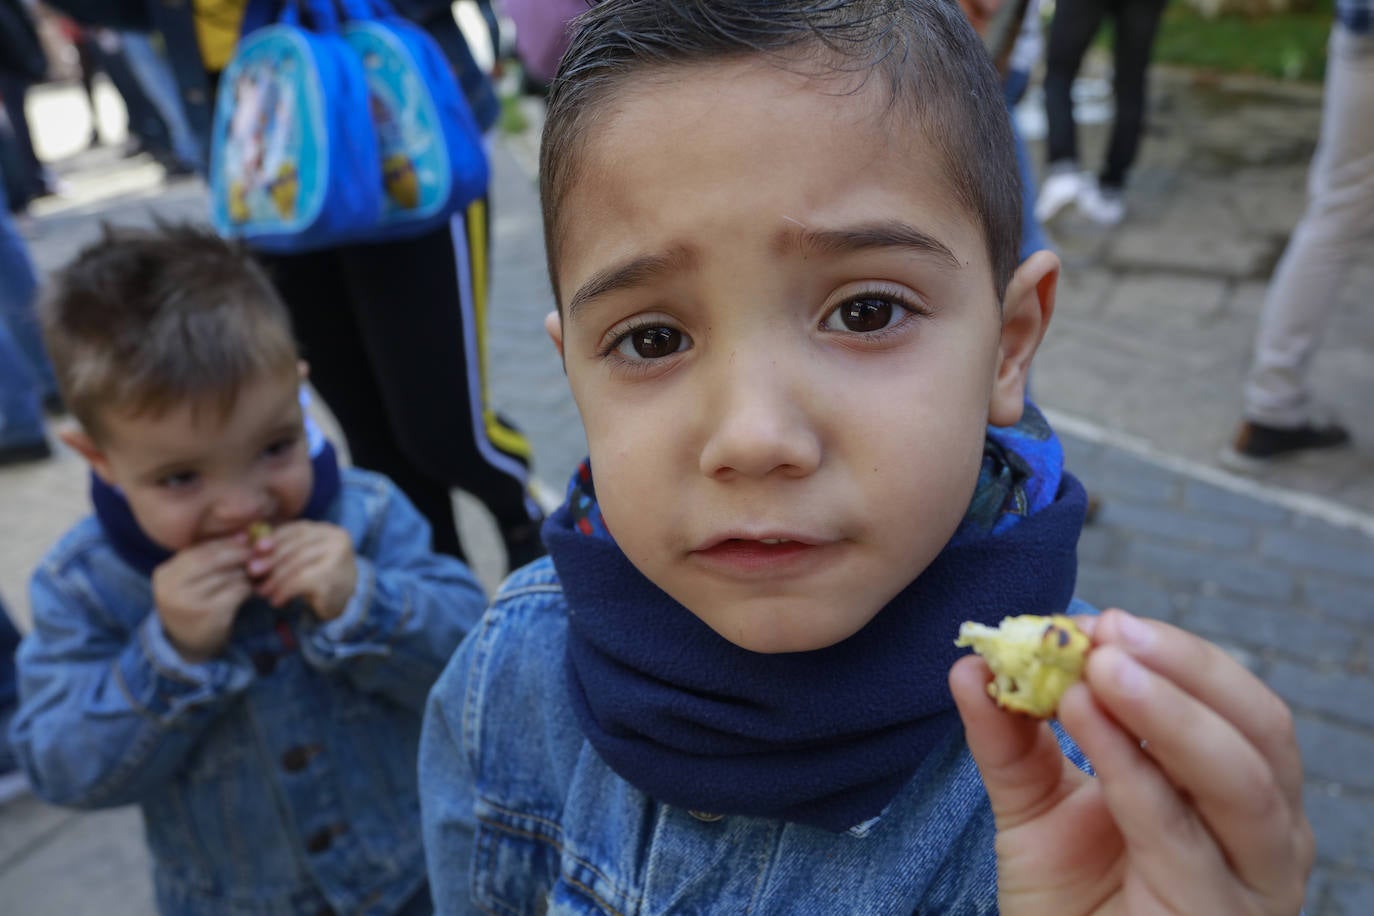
[500,93,530,136]
[1149,0,1335,82]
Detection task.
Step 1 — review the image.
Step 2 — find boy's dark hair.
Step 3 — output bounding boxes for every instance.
[41,223,299,440]
[540,0,1022,305]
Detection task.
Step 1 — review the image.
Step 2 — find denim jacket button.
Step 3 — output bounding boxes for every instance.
[688,810,724,823]
[252,651,276,676]
[306,824,346,854]
[281,746,313,772]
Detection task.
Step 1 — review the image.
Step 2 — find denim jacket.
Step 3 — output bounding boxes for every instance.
[11,468,486,915]
[420,559,1093,915]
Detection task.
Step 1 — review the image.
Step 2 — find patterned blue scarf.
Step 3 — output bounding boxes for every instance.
[548,402,1085,832]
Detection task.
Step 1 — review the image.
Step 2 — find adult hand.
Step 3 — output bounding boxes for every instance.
[950,609,1313,915]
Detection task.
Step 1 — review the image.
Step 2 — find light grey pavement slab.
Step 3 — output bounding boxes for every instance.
[2,64,1371,915]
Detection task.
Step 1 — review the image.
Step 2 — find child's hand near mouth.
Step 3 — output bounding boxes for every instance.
[248,521,357,621]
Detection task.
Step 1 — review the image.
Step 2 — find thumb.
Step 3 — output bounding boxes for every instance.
[949,655,1078,829]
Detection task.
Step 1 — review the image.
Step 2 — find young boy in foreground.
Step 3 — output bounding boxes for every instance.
[419,1,1313,912]
[9,225,485,915]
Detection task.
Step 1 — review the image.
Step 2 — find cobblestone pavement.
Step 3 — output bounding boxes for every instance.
[1,66,1371,914]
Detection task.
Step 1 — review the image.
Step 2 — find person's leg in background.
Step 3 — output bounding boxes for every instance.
[340,205,545,571]
[0,114,29,212]
[1231,23,1374,461]
[0,180,57,404]
[1075,0,1167,224]
[262,246,472,562]
[377,4,543,567]
[0,319,48,465]
[472,0,503,65]
[71,29,104,147]
[0,171,54,465]
[1036,0,1106,223]
[1004,67,1052,260]
[0,73,43,203]
[418,4,501,134]
[119,31,201,173]
[91,32,177,169]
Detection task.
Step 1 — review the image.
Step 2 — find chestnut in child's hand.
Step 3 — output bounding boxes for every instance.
[954,615,1090,718]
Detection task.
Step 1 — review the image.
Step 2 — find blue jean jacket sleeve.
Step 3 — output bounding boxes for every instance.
[9,565,254,808]
[419,641,480,915]
[297,476,486,712]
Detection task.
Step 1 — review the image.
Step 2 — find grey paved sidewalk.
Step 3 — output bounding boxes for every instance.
[2,69,1371,915]
[1033,66,1374,512]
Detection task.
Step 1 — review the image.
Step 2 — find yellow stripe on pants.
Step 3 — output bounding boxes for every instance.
[466,198,534,462]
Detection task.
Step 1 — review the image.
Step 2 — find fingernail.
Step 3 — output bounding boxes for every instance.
[1115,610,1154,650]
[1111,649,1149,698]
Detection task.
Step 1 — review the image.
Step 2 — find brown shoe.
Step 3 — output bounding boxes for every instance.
[1231,419,1350,460]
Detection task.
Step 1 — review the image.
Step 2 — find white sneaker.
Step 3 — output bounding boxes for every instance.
[1034,167,1086,223]
[1076,181,1126,226]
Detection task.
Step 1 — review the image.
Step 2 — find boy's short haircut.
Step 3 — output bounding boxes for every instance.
[539,0,1022,305]
[41,223,298,440]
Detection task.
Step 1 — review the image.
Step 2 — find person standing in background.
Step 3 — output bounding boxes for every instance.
[0,0,51,211]
[118,30,201,174]
[1034,0,1167,226]
[1001,0,1053,260]
[0,159,56,466]
[1224,1,1371,465]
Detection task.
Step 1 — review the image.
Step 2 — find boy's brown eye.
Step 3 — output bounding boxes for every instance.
[838,298,893,332]
[631,327,683,359]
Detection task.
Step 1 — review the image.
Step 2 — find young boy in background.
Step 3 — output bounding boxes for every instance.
[419,1,1312,912]
[9,225,485,915]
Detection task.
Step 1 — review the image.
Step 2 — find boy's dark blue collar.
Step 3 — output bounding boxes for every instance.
[548,404,1086,832]
[91,439,343,577]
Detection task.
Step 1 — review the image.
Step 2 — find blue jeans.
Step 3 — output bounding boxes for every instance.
[120,32,202,169]
[0,180,52,449]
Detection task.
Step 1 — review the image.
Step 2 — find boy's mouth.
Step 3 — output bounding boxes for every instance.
[691,535,830,576]
[695,531,820,550]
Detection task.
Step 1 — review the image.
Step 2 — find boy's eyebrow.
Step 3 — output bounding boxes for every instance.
[777,220,962,268]
[566,246,696,322]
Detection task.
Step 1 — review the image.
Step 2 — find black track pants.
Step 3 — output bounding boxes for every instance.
[264,200,539,561]
[1043,0,1166,188]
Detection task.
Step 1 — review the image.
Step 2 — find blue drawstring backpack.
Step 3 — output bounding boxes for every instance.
[209,0,488,253]
[338,0,489,239]
[209,0,382,253]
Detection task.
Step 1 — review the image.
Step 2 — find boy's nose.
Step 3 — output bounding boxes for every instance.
[698,357,821,480]
[213,484,270,527]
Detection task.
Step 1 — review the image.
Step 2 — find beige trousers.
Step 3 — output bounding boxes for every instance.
[1244,25,1374,426]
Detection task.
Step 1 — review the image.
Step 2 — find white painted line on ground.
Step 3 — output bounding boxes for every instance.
[1045,407,1374,541]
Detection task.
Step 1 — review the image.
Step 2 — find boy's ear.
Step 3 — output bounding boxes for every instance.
[989,249,1059,427]
[297,359,310,382]
[59,426,116,484]
[544,310,565,360]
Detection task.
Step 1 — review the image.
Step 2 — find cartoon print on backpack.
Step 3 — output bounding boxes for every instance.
[221,56,306,226]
